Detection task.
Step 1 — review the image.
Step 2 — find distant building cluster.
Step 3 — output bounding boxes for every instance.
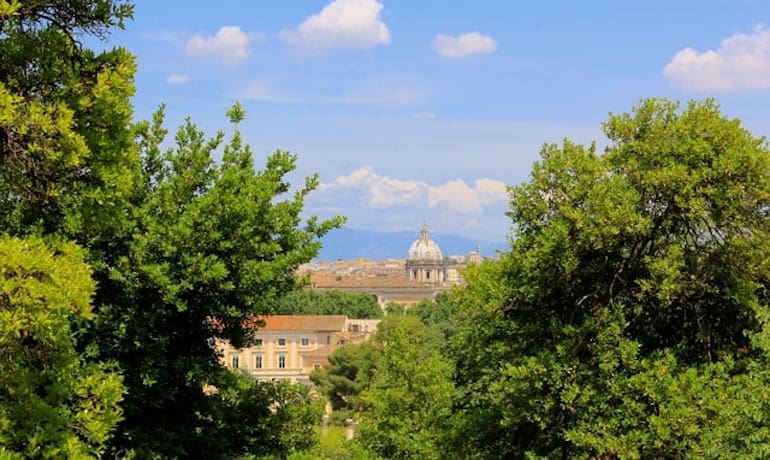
[219,225,485,383]
[299,224,484,289]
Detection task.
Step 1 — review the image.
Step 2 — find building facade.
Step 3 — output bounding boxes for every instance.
[218,315,379,383]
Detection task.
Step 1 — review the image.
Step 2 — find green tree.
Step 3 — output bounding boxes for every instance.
[356,316,454,459]
[406,292,456,341]
[0,236,123,459]
[0,2,134,456]
[451,98,770,457]
[288,426,375,460]
[271,289,382,319]
[0,0,138,241]
[213,373,325,460]
[310,342,381,423]
[268,380,326,459]
[95,109,343,458]
[383,301,405,315]
[443,260,514,459]
[0,2,343,456]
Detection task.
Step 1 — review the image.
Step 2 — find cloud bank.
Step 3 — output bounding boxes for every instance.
[281,0,390,52]
[433,32,497,58]
[663,26,770,92]
[165,74,190,85]
[185,26,250,64]
[412,111,436,119]
[237,76,424,107]
[308,168,510,240]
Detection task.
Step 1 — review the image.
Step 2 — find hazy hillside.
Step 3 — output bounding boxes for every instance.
[316,227,509,261]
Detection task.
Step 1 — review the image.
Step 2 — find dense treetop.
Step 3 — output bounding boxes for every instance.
[1,1,342,457]
[450,98,770,458]
[269,289,383,319]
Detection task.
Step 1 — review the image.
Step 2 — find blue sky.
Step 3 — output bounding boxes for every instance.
[109,0,770,243]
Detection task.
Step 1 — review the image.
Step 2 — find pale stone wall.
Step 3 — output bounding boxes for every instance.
[219,331,340,383]
[218,317,380,383]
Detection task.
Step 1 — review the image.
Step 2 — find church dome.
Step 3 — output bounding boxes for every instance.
[406,225,443,263]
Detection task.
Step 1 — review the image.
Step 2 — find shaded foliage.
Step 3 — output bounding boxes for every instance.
[449,98,770,458]
[406,292,456,341]
[0,236,123,458]
[1,1,343,456]
[93,109,343,458]
[311,342,381,417]
[209,373,325,460]
[269,289,382,319]
[355,315,454,459]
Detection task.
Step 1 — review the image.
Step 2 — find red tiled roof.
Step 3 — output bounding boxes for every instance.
[259,315,347,332]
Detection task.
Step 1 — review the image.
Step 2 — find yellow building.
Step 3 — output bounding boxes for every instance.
[218,315,379,383]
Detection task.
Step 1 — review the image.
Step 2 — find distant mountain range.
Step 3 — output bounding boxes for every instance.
[315,227,509,261]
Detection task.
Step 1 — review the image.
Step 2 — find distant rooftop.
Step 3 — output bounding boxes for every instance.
[307,271,425,289]
[260,315,347,332]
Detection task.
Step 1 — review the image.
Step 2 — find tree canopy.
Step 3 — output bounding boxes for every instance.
[91,106,343,458]
[1,1,343,457]
[311,341,381,424]
[356,315,454,460]
[0,0,137,240]
[0,236,123,459]
[450,98,770,458]
[269,289,383,319]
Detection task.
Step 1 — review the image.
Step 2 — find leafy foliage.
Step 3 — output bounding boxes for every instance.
[10,4,770,457]
[212,373,325,460]
[93,108,343,457]
[1,1,343,457]
[0,236,123,458]
[450,98,770,458]
[406,292,456,341]
[268,380,326,458]
[355,315,454,459]
[0,0,138,240]
[287,426,374,460]
[269,289,383,319]
[311,342,381,418]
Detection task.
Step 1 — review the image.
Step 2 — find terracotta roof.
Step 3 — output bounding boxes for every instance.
[309,272,425,288]
[259,315,347,332]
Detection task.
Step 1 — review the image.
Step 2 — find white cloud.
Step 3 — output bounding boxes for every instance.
[185,26,250,64]
[663,26,770,92]
[310,168,510,240]
[331,78,424,106]
[236,76,424,106]
[281,0,390,53]
[428,179,508,213]
[165,74,190,85]
[317,167,508,214]
[433,32,497,58]
[474,178,509,205]
[237,79,294,103]
[320,168,426,208]
[412,111,436,119]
